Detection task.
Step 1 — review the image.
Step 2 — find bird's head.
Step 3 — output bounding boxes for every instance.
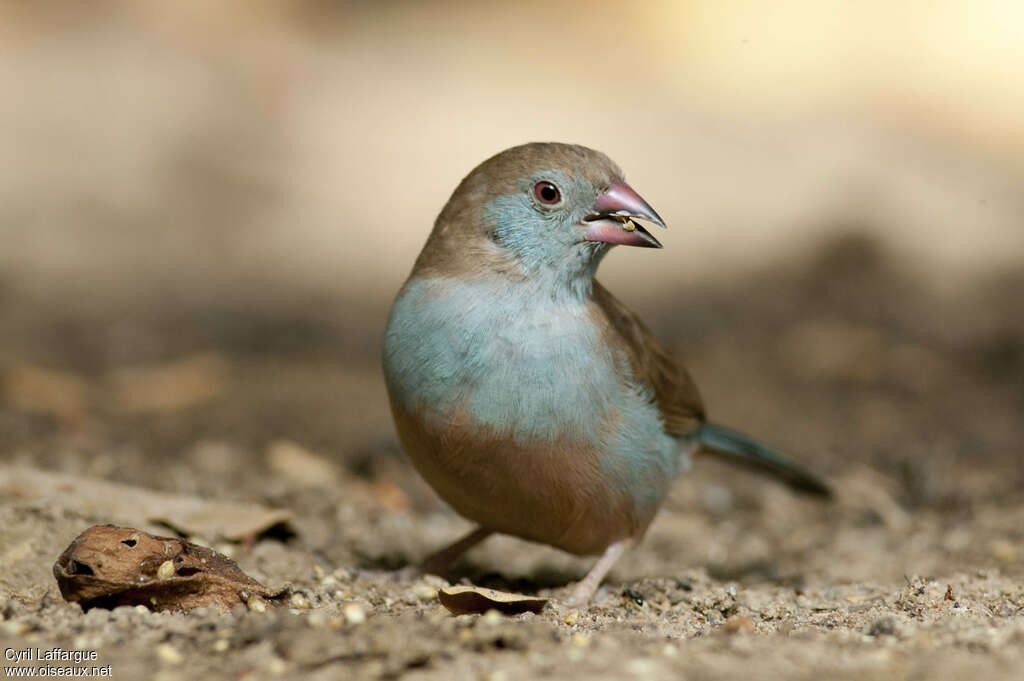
[420,143,665,295]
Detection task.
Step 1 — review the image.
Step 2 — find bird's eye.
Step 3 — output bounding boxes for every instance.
[533,181,561,205]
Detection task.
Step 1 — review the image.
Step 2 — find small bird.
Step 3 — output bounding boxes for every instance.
[383,143,830,605]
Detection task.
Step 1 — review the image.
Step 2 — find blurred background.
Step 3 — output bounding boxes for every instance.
[1,0,1022,562]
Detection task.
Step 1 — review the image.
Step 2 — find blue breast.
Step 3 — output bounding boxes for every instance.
[383,276,682,511]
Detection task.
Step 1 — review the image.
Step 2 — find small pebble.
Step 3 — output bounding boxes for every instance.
[71,635,94,650]
[724,615,755,634]
[155,643,183,665]
[267,657,287,675]
[482,609,503,625]
[413,583,437,600]
[421,574,449,589]
[627,658,657,676]
[563,611,579,626]
[289,593,311,609]
[1,621,30,636]
[343,603,366,624]
[247,596,267,613]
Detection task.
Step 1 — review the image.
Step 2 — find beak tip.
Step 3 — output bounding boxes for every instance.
[646,208,668,229]
[636,227,663,248]
[595,180,667,229]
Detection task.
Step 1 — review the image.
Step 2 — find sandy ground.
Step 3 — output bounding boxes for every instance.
[1,235,1023,680]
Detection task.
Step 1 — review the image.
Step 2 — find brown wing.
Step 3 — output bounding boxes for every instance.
[592,281,705,437]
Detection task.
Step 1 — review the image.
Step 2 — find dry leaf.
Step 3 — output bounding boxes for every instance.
[54,525,288,612]
[437,585,547,616]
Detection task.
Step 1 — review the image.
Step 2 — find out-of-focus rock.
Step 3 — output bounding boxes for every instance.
[265,439,340,488]
[107,353,229,413]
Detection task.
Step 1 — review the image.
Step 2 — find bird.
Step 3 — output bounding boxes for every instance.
[382,142,830,605]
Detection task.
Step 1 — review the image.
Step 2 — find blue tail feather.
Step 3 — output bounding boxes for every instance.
[697,423,832,497]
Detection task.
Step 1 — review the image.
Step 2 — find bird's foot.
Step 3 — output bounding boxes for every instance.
[565,581,599,609]
[564,540,630,607]
[416,526,494,577]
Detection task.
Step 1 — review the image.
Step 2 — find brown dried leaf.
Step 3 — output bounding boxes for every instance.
[437,586,547,616]
[53,525,287,612]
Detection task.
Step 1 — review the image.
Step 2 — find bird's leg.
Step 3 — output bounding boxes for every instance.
[567,540,630,606]
[420,526,493,575]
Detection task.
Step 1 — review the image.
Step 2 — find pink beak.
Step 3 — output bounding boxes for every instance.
[584,180,666,248]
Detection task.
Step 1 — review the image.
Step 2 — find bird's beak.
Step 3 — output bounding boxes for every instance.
[583,180,666,248]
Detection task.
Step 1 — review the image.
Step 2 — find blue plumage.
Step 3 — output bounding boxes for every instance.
[382,143,829,604]
[383,276,682,505]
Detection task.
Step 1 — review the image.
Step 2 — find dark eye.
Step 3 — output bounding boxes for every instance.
[533,181,561,205]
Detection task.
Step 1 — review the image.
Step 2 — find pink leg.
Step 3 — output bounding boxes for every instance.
[420,526,493,575]
[567,540,630,606]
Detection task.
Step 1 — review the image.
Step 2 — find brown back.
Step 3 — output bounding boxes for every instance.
[592,281,706,437]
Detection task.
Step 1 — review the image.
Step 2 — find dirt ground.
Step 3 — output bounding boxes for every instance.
[1,235,1022,680]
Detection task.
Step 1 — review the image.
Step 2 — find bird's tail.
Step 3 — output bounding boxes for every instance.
[695,423,832,497]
